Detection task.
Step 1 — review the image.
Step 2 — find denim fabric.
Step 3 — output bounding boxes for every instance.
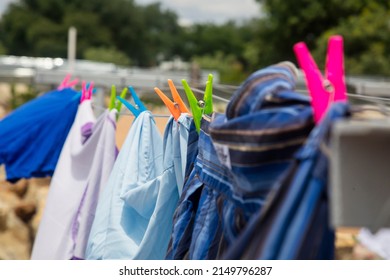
[167,116,239,259]
[86,111,164,259]
[167,62,315,260]
[275,103,348,260]
[188,116,235,259]
[182,118,199,182]
[165,118,199,259]
[209,62,314,251]
[224,102,348,260]
[174,113,194,195]
[226,61,304,119]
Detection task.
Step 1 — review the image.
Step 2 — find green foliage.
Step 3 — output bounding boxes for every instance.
[2,0,390,79]
[314,2,390,75]
[0,42,6,55]
[256,0,390,76]
[0,0,260,78]
[10,84,39,109]
[193,51,247,84]
[183,20,261,83]
[0,0,183,67]
[84,47,131,66]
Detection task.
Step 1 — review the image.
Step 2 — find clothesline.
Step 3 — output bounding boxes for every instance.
[90,85,390,117]
[90,84,231,117]
[4,61,390,260]
[294,89,390,104]
[215,84,390,105]
[92,103,171,118]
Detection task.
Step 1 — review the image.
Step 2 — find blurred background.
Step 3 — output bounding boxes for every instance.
[1,0,390,112]
[0,0,388,259]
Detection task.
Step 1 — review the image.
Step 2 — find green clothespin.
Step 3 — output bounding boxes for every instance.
[109,85,128,120]
[182,74,214,133]
[204,74,213,115]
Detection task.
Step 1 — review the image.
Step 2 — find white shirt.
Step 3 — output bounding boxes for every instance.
[31,101,117,259]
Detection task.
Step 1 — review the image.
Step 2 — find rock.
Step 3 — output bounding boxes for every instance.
[28,178,51,188]
[26,178,50,239]
[0,195,30,260]
[0,166,28,198]
[12,179,29,198]
[352,243,382,260]
[0,187,20,209]
[0,165,7,182]
[14,202,36,224]
[0,202,7,231]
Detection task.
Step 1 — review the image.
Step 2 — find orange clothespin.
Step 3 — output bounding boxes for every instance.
[293,35,348,123]
[154,79,190,121]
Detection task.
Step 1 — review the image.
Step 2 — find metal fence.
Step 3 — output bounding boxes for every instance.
[2,55,390,99]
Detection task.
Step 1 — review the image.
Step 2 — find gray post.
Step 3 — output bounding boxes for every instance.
[67,27,77,74]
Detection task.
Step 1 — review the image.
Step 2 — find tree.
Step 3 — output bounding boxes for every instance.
[0,42,7,55]
[84,47,131,66]
[193,51,247,84]
[183,20,261,83]
[314,2,390,75]
[0,0,185,67]
[255,0,390,76]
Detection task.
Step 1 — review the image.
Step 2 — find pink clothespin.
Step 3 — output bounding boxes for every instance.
[80,81,94,103]
[58,74,79,90]
[293,35,348,123]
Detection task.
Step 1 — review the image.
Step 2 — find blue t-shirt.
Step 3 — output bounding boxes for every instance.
[0,88,80,182]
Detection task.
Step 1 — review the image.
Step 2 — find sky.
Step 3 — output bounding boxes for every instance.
[0,0,261,25]
[135,0,261,25]
[0,0,14,17]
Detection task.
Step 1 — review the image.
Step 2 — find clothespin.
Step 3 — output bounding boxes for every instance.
[116,86,147,118]
[80,81,94,103]
[58,74,79,90]
[293,35,347,123]
[109,85,128,111]
[182,74,213,133]
[154,79,190,121]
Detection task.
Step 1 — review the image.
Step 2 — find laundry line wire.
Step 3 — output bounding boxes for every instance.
[91,83,390,116]
[294,89,390,105]
[155,85,231,103]
[92,104,171,118]
[214,84,390,105]
[90,84,231,117]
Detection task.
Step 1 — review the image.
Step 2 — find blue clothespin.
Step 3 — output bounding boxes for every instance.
[117,86,147,118]
[86,82,97,95]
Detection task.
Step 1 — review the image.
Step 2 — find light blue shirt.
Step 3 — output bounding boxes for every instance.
[173,113,193,195]
[86,112,192,259]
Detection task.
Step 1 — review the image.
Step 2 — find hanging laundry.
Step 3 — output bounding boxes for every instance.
[165,115,199,259]
[209,62,314,256]
[210,61,313,199]
[166,62,314,260]
[172,114,196,195]
[0,88,79,182]
[358,228,390,259]
[31,100,118,260]
[87,110,196,259]
[224,102,349,260]
[166,115,223,260]
[86,111,163,259]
